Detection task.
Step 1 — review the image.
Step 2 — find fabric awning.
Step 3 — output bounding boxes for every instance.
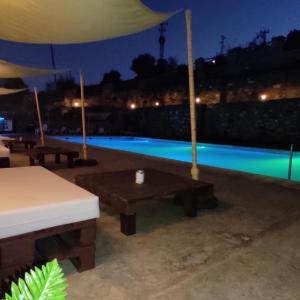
[0,87,27,95]
[0,60,65,78]
[0,0,177,44]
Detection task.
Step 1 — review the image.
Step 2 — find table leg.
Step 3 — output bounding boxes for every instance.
[71,244,96,272]
[67,156,74,168]
[183,193,198,217]
[0,235,35,296]
[55,154,61,164]
[38,155,45,167]
[71,223,97,272]
[120,213,136,235]
[0,158,10,168]
[29,157,35,166]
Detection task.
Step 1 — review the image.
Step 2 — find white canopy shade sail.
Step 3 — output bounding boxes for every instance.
[0,60,66,147]
[0,60,65,78]
[0,87,27,95]
[0,0,177,44]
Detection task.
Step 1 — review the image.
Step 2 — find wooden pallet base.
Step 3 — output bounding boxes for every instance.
[0,157,10,168]
[0,219,97,296]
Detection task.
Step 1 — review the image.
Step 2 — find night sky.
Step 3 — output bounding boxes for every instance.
[0,0,299,89]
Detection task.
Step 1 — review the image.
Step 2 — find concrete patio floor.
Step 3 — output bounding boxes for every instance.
[8,138,300,300]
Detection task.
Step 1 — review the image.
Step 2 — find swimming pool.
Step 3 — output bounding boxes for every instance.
[53,136,300,182]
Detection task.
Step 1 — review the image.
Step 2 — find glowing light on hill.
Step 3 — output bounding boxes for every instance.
[73,100,80,107]
[260,94,267,101]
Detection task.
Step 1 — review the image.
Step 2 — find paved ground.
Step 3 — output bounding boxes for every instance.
[8,138,300,300]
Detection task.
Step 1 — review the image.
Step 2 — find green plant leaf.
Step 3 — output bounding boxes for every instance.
[4,259,67,300]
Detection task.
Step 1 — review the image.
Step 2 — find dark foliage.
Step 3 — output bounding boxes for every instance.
[100,70,121,85]
[284,29,300,51]
[131,53,156,78]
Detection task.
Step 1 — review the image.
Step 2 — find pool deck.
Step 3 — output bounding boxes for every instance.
[8,137,300,300]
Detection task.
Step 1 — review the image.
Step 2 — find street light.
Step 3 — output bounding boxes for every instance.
[195,97,201,103]
[130,103,136,109]
[155,101,160,106]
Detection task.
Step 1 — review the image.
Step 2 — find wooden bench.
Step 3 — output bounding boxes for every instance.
[29,146,79,168]
[76,169,218,236]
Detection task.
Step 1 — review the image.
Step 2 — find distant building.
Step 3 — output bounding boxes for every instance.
[195,30,300,103]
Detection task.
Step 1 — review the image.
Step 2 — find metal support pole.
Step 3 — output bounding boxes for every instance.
[185,10,199,180]
[288,144,294,180]
[80,71,88,160]
[33,87,45,146]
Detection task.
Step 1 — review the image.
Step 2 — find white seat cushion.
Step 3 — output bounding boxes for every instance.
[0,144,10,158]
[0,166,99,239]
[0,135,14,146]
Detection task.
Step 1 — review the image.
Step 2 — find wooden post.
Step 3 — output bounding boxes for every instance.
[80,72,88,160]
[33,88,45,147]
[185,10,199,180]
[288,144,294,180]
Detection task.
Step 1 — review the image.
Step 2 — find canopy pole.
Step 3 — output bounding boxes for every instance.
[185,10,199,180]
[33,87,45,146]
[80,71,88,160]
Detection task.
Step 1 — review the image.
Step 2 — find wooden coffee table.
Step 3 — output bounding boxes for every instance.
[76,169,217,235]
[29,146,79,168]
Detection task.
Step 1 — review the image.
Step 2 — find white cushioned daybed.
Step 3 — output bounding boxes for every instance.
[0,135,14,144]
[0,166,100,287]
[0,166,99,238]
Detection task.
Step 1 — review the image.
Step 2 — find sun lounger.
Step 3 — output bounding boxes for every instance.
[0,166,99,290]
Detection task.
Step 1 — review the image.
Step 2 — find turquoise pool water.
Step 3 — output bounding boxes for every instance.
[53,136,300,181]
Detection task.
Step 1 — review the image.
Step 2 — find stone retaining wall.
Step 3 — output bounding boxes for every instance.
[117,99,300,147]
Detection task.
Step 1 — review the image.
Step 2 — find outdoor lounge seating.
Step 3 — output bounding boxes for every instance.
[0,144,10,168]
[29,146,79,168]
[0,166,99,293]
[2,138,36,153]
[76,169,218,235]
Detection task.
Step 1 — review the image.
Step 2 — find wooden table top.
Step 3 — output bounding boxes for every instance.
[76,169,213,203]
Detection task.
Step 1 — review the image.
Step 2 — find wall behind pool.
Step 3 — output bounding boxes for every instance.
[115,99,300,148]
